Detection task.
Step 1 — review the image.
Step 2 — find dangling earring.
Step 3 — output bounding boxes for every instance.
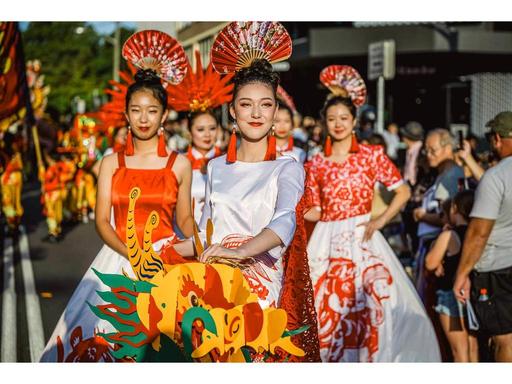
[324,135,332,157]
[287,135,294,151]
[226,124,238,163]
[349,131,359,153]
[157,126,168,157]
[264,125,277,161]
[125,126,134,156]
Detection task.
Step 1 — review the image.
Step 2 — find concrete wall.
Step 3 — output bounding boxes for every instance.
[458,30,512,53]
[310,26,449,57]
[309,26,512,57]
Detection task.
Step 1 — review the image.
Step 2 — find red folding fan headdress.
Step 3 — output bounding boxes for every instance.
[277,85,297,114]
[122,29,188,85]
[319,65,367,107]
[100,30,189,128]
[211,21,292,74]
[167,50,234,113]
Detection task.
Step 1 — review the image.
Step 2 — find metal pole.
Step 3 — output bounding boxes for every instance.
[113,22,120,82]
[377,75,385,134]
[445,85,451,128]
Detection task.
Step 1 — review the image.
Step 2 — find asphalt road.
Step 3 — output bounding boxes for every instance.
[1,180,102,362]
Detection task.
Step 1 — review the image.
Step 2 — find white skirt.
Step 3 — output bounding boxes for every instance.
[307,214,440,362]
[39,238,170,362]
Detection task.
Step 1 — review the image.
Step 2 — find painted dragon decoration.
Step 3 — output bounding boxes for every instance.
[89,187,308,362]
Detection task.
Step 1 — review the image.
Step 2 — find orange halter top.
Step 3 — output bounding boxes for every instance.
[111,151,178,245]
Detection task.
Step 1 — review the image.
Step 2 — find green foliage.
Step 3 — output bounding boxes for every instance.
[21,22,134,116]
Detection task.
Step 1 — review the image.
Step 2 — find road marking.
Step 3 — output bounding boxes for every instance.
[1,235,17,362]
[19,226,45,362]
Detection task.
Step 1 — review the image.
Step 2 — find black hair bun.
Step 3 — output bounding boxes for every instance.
[232,58,279,94]
[248,58,273,75]
[134,69,161,85]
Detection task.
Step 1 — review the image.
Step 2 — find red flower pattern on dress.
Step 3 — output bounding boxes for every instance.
[314,231,393,362]
[220,234,278,301]
[305,144,402,221]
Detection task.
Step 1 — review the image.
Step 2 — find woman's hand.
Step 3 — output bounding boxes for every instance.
[357,215,387,243]
[199,243,248,265]
[434,264,445,278]
[413,207,426,222]
[456,140,472,163]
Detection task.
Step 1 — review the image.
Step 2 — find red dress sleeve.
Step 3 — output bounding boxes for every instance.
[372,146,403,190]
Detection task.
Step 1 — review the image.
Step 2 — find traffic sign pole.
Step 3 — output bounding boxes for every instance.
[368,40,395,135]
[377,76,385,134]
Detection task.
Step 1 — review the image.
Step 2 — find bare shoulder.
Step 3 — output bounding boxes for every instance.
[173,153,191,170]
[171,153,192,179]
[98,152,119,175]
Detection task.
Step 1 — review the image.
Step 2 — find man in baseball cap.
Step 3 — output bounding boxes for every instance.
[454,111,512,362]
[485,111,512,140]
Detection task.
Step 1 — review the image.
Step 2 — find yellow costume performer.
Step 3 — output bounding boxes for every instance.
[1,151,24,232]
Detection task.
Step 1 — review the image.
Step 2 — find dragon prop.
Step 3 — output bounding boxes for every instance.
[89,187,308,362]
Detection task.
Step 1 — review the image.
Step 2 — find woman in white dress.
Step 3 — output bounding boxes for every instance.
[171,22,320,361]
[305,65,440,362]
[185,111,223,224]
[274,103,307,163]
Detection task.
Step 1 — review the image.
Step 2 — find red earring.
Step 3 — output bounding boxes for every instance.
[349,131,359,153]
[324,135,332,157]
[125,126,134,156]
[226,126,237,163]
[157,127,168,157]
[264,126,277,161]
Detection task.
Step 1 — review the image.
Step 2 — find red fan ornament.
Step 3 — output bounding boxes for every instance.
[277,85,297,114]
[122,30,188,85]
[167,50,234,112]
[320,65,367,107]
[211,21,292,74]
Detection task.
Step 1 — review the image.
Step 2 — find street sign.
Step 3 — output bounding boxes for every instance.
[368,40,396,81]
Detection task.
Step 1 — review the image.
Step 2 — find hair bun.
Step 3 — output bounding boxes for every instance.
[134,69,161,85]
[249,58,273,74]
[232,58,280,96]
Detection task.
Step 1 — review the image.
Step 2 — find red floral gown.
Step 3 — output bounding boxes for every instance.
[40,151,179,362]
[306,144,440,362]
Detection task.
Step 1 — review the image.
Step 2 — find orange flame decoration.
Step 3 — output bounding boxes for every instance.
[98,62,138,130]
[166,50,234,113]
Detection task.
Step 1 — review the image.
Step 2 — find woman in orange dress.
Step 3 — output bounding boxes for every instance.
[40,31,194,362]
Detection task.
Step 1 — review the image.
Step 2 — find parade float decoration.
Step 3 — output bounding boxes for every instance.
[89,187,308,362]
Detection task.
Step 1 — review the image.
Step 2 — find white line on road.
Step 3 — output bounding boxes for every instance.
[1,235,17,362]
[19,226,45,362]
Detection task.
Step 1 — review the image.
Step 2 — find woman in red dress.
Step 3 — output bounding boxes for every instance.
[305,65,440,362]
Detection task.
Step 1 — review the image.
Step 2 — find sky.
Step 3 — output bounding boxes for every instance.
[19,22,137,35]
